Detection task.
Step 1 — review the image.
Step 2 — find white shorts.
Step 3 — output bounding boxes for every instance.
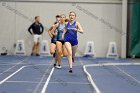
[33,35,42,43]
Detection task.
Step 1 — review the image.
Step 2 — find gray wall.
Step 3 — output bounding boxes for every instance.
[0,1,123,57]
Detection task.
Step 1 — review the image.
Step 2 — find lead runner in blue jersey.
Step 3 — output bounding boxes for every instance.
[62,11,84,73]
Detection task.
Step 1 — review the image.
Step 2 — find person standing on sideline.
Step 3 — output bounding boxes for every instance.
[28,16,44,56]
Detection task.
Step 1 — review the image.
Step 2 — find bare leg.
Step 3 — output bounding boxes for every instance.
[63,45,68,57]
[56,41,63,67]
[50,43,58,66]
[54,50,58,67]
[72,45,78,62]
[31,42,37,55]
[50,43,56,55]
[36,42,40,55]
[64,42,73,72]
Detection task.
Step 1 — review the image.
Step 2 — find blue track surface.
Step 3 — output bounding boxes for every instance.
[86,65,140,93]
[0,56,140,93]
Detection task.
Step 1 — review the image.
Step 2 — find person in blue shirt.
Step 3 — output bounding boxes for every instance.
[63,11,84,73]
[51,14,68,69]
[28,16,44,56]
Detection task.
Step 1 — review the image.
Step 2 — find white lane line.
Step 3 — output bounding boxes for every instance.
[79,58,84,66]
[5,81,90,85]
[41,67,55,93]
[6,80,45,84]
[114,65,140,84]
[84,62,140,67]
[0,66,25,85]
[83,65,101,93]
[49,82,90,85]
[79,58,101,93]
[82,62,140,93]
[25,64,53,67]
[33,60,54,93]
[0,57,28,76]
[24,63,81,68]
[0,63,27,66]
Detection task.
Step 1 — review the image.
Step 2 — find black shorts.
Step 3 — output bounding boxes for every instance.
[51,36,57,44]
[56,40,64,45]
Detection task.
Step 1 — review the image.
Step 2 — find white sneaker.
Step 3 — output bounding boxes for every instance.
[56,65,62,69]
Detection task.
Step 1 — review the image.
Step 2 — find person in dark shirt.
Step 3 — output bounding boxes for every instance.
[48,15,61,67]
[28,16,44,56]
